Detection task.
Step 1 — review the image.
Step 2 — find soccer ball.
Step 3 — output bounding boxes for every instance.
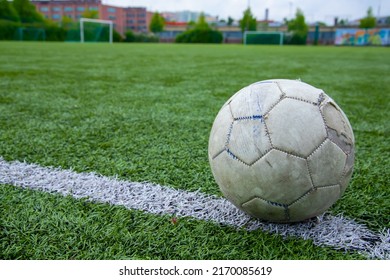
[208,79,354,223]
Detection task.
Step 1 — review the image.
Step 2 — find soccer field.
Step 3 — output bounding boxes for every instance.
[0,42,389,260]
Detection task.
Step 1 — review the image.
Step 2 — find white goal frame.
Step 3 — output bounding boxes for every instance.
[243,31,284,45]
[80,18,113,43]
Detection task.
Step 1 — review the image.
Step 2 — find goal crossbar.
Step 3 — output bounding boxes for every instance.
[80,18,113,43]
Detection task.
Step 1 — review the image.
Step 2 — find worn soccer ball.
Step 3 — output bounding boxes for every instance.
[208,79,354,223]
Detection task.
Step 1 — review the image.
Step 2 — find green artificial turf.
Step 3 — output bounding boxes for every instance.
[0,184,364,260]
[0,42,389,259]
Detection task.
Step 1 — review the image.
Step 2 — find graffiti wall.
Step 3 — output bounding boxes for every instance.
[335,28,390,46]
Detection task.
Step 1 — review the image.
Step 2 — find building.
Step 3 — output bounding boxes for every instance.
[376,16,390,26]
[31,0,148,35]
[123,7,148,33]
[160,11,216,23]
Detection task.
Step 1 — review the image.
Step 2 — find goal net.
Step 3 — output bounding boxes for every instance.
[243,31,284,45]
[79,18,113,43]
[15,27,46,41]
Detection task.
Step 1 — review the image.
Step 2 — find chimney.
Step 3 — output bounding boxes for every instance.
[265,8,269,21]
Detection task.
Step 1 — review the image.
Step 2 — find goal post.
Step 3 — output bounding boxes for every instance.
[243,31,284,45]
[80,18,113,43]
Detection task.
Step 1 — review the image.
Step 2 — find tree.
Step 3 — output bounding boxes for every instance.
[81,10,99,19]
[12,0,44,23]
[227,16,234,26]
[0,0,19,22]
[175,13,223,43]
[61,15,74,29]
[195,12,209,30]
[286,8,308,45]
[359,7,376,28]
[239,8,257,32]
[149,12,165,33]
[338,19,348,26]
[124,30,135,42]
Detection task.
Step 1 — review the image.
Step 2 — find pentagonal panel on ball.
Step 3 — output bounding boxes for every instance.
[229,82,282,119]
[242,197,287,222]
[288,186,340,222]
[266,99,327,157]
[210,151,262,208]
[307,139,347,187]
[250,149,313,205]
[227,119,271,165]
[276,79,324,104]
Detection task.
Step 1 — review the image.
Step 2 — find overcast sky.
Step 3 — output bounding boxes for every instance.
[103,0,389,24]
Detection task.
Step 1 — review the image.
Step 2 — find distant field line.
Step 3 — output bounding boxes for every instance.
[0,157,388,260]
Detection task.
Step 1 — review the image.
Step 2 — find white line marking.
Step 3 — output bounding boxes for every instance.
[0,157,389,259]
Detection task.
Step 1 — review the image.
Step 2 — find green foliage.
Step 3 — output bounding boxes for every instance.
[239,7,257,32]
[339,19,348,26]
[81,10,99,19]
[124,30,158,42]
[0,19,65,41]
[124,30,135,42]
[359,7,376,28]
[61,16,75,30]
[175,29,223,43]
[149,12,165,33]
[175,13,223,43]
[0,0,19,22]
[227,16,234,26]
[0,1,121,42]
[286,8,308,45]
[0,0,65,41]
[316,21,327,27]
[0,19,20,40]
[112,29,123,42]
[195,13,209,30]
[41,23,66,41]
[12,0,44,23]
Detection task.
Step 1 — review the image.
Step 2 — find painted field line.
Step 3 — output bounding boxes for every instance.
[0,157,389,259]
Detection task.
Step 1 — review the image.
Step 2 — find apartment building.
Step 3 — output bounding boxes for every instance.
[31,0,148,35]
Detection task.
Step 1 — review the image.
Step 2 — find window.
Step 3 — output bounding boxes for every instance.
[77,7,85,12]
[52,14,61,20]
[107,7,116,13]
[64,7,73,12]
[40,7,49,12]
[108,16,116,20]
[89,6,98,11]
